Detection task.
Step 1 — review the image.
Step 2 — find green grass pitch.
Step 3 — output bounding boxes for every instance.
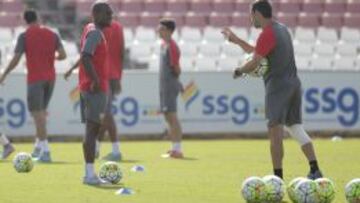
[0,139,359,203]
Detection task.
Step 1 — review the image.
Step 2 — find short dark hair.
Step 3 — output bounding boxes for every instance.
[252,0,272,18]
[92,1,109,15]
[23,9,38,24]
[160,18,176,32]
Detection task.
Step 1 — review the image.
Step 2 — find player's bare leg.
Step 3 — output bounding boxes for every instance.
[164,112,183,158]
[268,124,284,179]
[100,113,121,161]
[31,111,51,161]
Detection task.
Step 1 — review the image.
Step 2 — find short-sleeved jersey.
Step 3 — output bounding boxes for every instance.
[159,39,181,92]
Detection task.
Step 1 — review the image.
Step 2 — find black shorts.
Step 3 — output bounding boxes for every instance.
[27,80,54,112]
[80,91,107,124]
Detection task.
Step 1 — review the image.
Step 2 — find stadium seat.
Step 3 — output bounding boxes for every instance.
[144,0,166,14]
[139,13,160,27]
[295,56,312,70]
[249,28,261,42]
[278,1,301,13]
[231,27,248,41]
[222,43,244,58]
[129,44,153,62]
[190,1,212,15]
[199,43,221,58]
[295,27,316,44]
[317,27,338,44]
[276,13,298,28]
[336,43,358,58]
[118,12,139,28]
[166,0,189,14]
[314,43,335,56]
[333,57,356,71]
[344,13,360,29]
[184,13,207,28]
[179,43,198,57]
[148,58,160,71]
[298,13,321,28]
[181,57,195,71]
[195,57,217,71]
[321,13,343,29]
[1,0,24,13]
[311,56,333,70]
[134,27,157,44]
[340,27,360,43]
[217,57,239,71]
[180,27,202,44]
[346,1,360,13]
[324,0,346,14]
[121,0,144,13]
[203,27,224,44]
[231,13,251,28]
[0,12,21,27]
[75,0,93,16]
[209,13,231,27]
[63,41,79,56]
[123,28,134,47]
[294,43,313,57]
[213,0,235,14]
[0,28,13,44]
[235,0,251,13]
[302,0,324,14]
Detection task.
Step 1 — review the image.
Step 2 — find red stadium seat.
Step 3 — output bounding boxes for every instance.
[321,13,343,29]
[1,0,24,13]
[346,1,360,13]
[185,13,208,28]
[190,0,212,15]
[278,1,301,13]
[276,13,298,28]
[121,0,144,13]
[235,0,251,13]
[118,12,139,28]
[298,13,321,28]
[0,12,21,27]
[324,0,346,14]
[231,13,251,28]
[167,0,189,14]
[213,0,235,14]
[209,13,231,27]
[344,13,360,28]
[144,0,166,14]
[75,0,93,16]
[139,13,160,28]
[302,0,324,14]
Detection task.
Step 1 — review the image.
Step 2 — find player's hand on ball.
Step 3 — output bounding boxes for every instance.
[233,68,243,79]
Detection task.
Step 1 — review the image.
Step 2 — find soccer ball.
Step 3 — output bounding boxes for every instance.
[315,178,335,203]
[99,161,122,184]
[294,179,320,203]
[13,152,33,173]
[263,175,285,203]
[246,54,269,77]
[345,179,360,203]
[287,177,307,203]
[241,176,267,203]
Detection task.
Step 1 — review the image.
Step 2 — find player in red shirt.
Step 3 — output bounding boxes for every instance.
[78,2,112,185]
[0,9,66,162]
[64,19,124,161]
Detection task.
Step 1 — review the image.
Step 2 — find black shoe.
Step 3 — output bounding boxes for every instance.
[307,170,323,180]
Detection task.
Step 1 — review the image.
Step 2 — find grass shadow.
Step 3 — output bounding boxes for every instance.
[34,161,80,165]
[88,183,125,190]
[0,159,11,163]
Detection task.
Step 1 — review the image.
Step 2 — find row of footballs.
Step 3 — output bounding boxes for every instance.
[13,152,123,184]
[241,175,360,203]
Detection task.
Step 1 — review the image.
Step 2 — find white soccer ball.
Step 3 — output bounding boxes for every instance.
[99,161,122,184]
[246,54,269,77]
[345,178,360,203]
[315,178,335,203]
[287,177,307,203]
[13,152,33,173]
[263,175,285,203]
[241,176,267,203]
[295,179,320,203]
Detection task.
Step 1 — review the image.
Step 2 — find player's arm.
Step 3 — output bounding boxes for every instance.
[81,30,102,92]
[114,25,125,94]
[64,57,80,80]
[55,34,67,60]
[222,27,255,54]
[0,33,24,84]
[233,54,263,78]
[169,41,181,78]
